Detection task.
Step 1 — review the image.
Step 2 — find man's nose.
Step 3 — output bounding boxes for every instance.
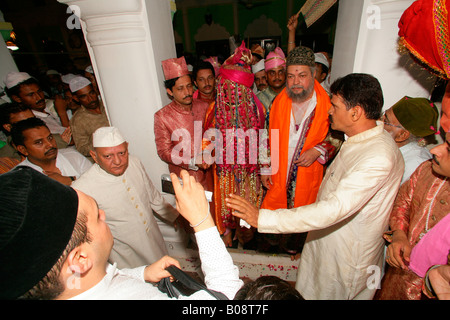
[112,154,121,165]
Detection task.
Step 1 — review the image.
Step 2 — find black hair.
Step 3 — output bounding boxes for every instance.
[5,77,40,99]
[164,77,179,91]
[330,73,383,120]
[164,74,193,91]
[10,117,47,147]
[234,276,304,300]
[316,62,329,77]
[0,102,32,134]
[192,60,215,81]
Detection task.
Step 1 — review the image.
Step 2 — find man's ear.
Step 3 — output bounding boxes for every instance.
[15,144,28,156]
[351,105,364,122]
[2,123,12,133]
[65,245,94,276]
[395,129,410,143]
[89,150,98,164]
[166,88,173,98]
[11,95,22,103]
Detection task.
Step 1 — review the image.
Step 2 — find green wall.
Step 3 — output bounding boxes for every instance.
[173,0,337,58]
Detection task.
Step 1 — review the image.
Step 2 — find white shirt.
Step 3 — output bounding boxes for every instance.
[259,123,404,300]
[72,155,179,269]
[69,227,243,300]
[32,99,66,135]
[19,147,92,179]
[399,142,432,184]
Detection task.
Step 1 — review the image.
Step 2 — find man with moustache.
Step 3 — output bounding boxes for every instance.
[154,57,214,197]
[227,73,405,300]
[4,72,72,145]
[257,46,333,256]
[73,127,180,269]
[376,135,450,299]
[257,47,286,113]
[0,103,73,160]
[69,76,110,157]
[192,60,216,105]
[252,59,268,93]
[11,117,91,185]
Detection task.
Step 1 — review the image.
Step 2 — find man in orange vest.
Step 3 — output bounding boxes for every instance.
[260,45,332,257]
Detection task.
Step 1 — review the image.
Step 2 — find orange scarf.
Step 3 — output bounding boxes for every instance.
[261,81,330,210]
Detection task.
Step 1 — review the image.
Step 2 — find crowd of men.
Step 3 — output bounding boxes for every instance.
[1,5,450,301]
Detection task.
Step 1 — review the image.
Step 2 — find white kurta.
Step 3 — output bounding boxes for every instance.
[31,99,67,135]
[70,227,243,300]
[72,155,179,269]
[258,123,404,300]
[19,147,92,179]
[399,142,432,184]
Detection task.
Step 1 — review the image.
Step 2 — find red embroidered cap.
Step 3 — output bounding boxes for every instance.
[162,56,190,80]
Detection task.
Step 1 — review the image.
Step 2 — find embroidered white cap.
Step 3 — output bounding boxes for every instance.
[46,70,60,76]
[93,126,126,148]
[85,65,94,74]
[314,53,330,69]
[3,71,32,89]
[69,76,91,93]
[61,73,77,84]
[252,59,265,74]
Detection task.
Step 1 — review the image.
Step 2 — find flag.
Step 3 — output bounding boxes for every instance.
[300,0,338,27]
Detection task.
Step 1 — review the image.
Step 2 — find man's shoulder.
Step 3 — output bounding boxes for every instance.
[414,159,433,177]
[58,147,86,158]
[155,102,174,116]
[364,129,399,153]
[257,87,271,98]
[69,107,88,123]
[71,164,100,188]
[344,128,400,162]
[128,154,143,167]
[193,98,209,108]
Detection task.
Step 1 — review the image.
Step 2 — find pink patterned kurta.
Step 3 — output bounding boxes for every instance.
[154,99,214,194]
[376,160,450,300]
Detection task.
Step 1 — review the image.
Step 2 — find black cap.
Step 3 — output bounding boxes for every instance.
[0,166,78,299]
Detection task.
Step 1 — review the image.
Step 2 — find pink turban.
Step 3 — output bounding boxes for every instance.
[265,47,286,71]
[204,56,221,76]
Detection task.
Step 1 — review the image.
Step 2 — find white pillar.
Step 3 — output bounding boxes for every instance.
[58,0,176,188]
[331,0,436,110]
[0,19,19,95]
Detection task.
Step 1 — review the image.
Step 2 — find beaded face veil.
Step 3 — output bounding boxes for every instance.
[213,42,264,229]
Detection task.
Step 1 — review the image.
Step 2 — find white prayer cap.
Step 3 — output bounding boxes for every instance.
[252,59,265,74]
[46,70,60,76]
[93,127,126,148]
[69,76,91,93]
[61,73,77,84]
[3,71,32,89]
[85,65,94,74]
[314,53,330,69]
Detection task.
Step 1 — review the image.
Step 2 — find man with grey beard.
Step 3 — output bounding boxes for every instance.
[257,46,334,257]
